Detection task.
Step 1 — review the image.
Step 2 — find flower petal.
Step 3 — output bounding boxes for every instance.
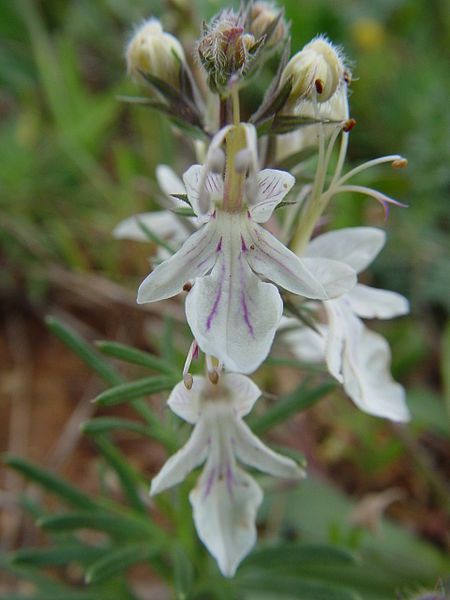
[167,377,206,424]
[190,463,262,577]
[156,164,186,204]
[249,169,296,223]
[185,215,283,373]
[304,227,385,274]
[234,419,305,479]
[342,326,410,422]
[323,299,349,382]
[150,420,208,496]
[137,220,218,304]
[183,165,224,220]
[346,284,409,319]
[279,319,327,363]
[113,211,189,243]
[223,373,262,417]
[246,222,356,300]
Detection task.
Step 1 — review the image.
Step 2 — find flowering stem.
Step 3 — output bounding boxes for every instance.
[231,85,240,126]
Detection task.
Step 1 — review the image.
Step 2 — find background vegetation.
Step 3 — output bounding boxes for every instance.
[1,0,449,598]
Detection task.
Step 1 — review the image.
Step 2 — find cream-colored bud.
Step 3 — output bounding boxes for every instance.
[126,18,185,88]
[250,2,286,46]
[281,37,345,104]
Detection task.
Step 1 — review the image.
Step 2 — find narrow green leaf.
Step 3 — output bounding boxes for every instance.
[10,544,105,567]
[241,543,357,570]
[96,341,176,375]
[46,316,121,386]
[85,544,155,584]
[250,382,335,435]
[81,417,152,437]
[93,375,177,406]
[95,436,147,514]
[37,512,154,539]
[5,456,98,510]
[238,573,360,600]
[136,218,175,254]
[170,207,196,217]
[172,544,194,599]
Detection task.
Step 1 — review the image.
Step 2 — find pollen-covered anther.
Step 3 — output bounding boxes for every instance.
[183,373,193,390]
[392,158,408,169]
[206,354,220,384]
[315,78,324,94]
[343,118,357,132]
[208,369,219,385]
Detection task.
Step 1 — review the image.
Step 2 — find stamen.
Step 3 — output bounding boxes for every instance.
[183,340,199,388]
[342,118,356,132]
[335,154,406,188]
[314,78,324,94]
[183,282,193,292]
[206,354,219,384]
[334,184,408,219]
[183,373,193,390]
[392,158,408,169]
[234,148,252,173]
[209,148,226,174]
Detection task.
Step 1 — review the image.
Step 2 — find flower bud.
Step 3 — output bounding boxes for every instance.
[126,18,185,89]
[249,2,286,47]
[281,37,345,104]
[197,10,257,92]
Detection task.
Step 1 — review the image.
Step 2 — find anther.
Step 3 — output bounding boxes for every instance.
[208,370,219,385]
[343,118,356,132]
[209,148,226,174]
[206,354,219,384]
[183,282,193,292]
[183,373,193,390]
[392,158,408,169]
[315,78,324,94]
[234,149,252,173]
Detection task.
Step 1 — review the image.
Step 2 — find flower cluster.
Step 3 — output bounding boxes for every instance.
[117,5,410,577]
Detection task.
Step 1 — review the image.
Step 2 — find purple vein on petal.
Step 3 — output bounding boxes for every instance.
[226,462,235,498]
[203,467,216,499]
[206,261,225,331]
[239,255,255,338]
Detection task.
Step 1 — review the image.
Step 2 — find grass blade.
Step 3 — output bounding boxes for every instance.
[46,316,122,386]
[5,456,98,510]
[96,341,176,375]
[93,376,177,406]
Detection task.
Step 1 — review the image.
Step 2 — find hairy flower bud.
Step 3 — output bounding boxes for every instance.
[126,18,185,88]
[249,2,286,47]
[281,37,345,104]
[197,10,257,92]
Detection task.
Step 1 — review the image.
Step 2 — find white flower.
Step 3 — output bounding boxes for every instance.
[136,124,357,373]
[150,374,305,577]
[281,227,410,422]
